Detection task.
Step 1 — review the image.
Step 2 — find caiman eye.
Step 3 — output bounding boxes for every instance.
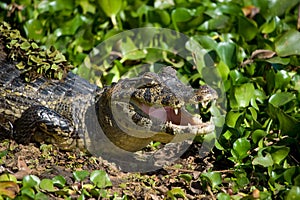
[137,77,159,89]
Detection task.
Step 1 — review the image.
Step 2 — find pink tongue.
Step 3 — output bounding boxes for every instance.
[140,104,181,124]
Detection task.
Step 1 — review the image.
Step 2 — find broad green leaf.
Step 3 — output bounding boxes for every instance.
[179,174,193,182]
[90,170,112,188]
[98,0,122,18]
[217,192,231,200]
[24,19,44,41]
[267,104,300,136]
[253,0,300,18]
[232,138,251,160]
[22,175,40,188]
[40,179,56,192]
[283,167,296,184]
[73,170,90,182]
[269,92,296,107]
[261,17,277,34]
[52,175,66,188]
[225,111,243,128]
[271,147,289,165]
[251,129,267,144]
[216,42,236,69]
[285,186,300,200]
[252,152,274,167]
[238,16,258,41]
[201,172,222,189]
[234,83,255,108]
[171,7,193,22]
[275,30,300,57]
[0,174,17,182]
[21,187,35,199]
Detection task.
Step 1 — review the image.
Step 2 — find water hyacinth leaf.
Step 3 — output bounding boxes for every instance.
[171,7,193,22]
[39,179,56,192]
[269,92,296,107]
[252,129,267,144]
[97,0,122,18]
[238,16,258,41]
[285,186,300,200]
[24,19,44,41]
[275,30,300,56]
[271,147,289,165]
[216,42,236,69]
[232,138,251,160]
[73,170,89,182]
[22,175,40,188]
[90,170,112,188]
[52,175,66,188]
[234,83,255,108]
[0,174,17,182]
[267,104,300,136]
[225,111,243,128]
[21,187,36,199]
[252,152,274,167]
[201,172,222,189]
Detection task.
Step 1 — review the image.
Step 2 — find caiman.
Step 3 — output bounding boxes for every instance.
[0,23,218,153]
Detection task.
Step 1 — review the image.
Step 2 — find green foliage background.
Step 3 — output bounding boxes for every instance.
[1,0,300,199]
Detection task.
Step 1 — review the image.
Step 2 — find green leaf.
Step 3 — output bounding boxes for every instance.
[21,187,35,199]
[232,138,251,160]
[0,174,17,182]
[40,179,56,192]
[252,152,274,167]
[261,17,277,34]
[271,147,290,165]
[97,0,122,17]
[22,175,40,188]
[234,83,255,108]
[269,92,295,107]
[179,174,193,182]
[238,16,258,41]
[90,170,112,189]
[225,111,243,128]
[275,30,300,57]
[286,186,300,200]
[167,187,186,198]
[267,104,300,136]
[217,192,231,200]
[216,42,236,69]
[24,19,44,41]
[252,129,267,144]
[52,175,66,188]
[171,7,193,22]
[201,172,222,189]
[73,170,90,182]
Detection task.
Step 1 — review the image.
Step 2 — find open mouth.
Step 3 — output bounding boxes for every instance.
[134,101,213,128]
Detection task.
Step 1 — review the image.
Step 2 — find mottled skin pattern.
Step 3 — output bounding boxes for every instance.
[0,52,217,152]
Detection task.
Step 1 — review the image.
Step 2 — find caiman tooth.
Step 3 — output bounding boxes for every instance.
[174,108,179,115]
[195,104,199,109]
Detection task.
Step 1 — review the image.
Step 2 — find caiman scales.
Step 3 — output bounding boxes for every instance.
[0,23,218,153]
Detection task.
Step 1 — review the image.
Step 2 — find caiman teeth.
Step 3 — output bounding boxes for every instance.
[195,104,199,109]
[174,108,179,115]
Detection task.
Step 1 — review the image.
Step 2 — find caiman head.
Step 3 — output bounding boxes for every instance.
[96,67,218,152]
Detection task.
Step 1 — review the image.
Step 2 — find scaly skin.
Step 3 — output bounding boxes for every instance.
[0,24,218,152]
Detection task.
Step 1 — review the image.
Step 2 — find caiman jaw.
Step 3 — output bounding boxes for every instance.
[135,101,213,132]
